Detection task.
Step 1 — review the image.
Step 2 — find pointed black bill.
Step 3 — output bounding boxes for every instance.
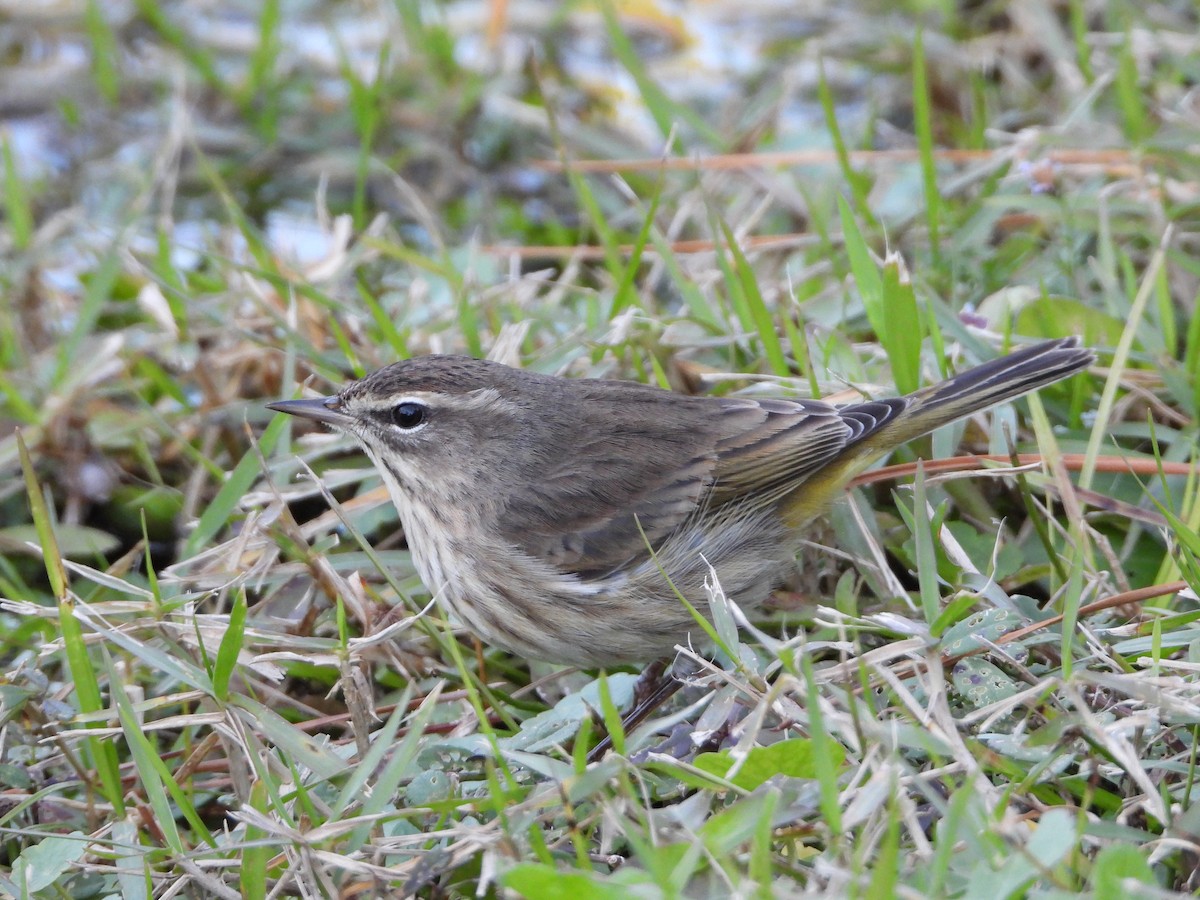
[266,397,353,428]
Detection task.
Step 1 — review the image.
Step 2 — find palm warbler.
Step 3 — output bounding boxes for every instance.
[268,337,1092,665]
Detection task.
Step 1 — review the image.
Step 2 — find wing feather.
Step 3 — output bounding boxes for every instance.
[496,383,870,577]
[709,397,859,505]
[497,382,720,576]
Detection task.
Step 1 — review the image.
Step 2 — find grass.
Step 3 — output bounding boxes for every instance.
[1,1,1198,896]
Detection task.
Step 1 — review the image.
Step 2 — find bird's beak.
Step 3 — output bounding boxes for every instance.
[267,396,354,428]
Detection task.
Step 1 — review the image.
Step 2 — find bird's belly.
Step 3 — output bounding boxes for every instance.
[401,503,794,666]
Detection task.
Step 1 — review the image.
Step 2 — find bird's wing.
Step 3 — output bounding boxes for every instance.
[709,397,905,506]
[496,383,719,577]
[497,385,883,577]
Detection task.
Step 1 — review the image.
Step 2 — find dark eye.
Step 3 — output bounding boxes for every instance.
[391,402,427,430]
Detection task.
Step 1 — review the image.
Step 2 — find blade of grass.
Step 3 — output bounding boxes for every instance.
[132,0,227,99]
[1069,0,1095,83]
[802,650,843,838]
[232,696,351,782]
[818,62,874,224]
[18,432,125,815]
[598,1,723,147]
[609,175,665,318]
[2,136,33,251]
[241,780,270,900]
[596,672,626,757]
[342,41,388,229]
[839,197,923,392]
[912,30,942,264]
[108,652,218,850]
[84,0,120,104]
[345,686,438,845]
[865,792,902,900]
[538,74,624,289]
[1080,228,1168,490]
[108,656,184,854]
[51,243,123,389]
[647,230,723,329]
[212,590,247,703]
[244,0,282,141]
[359,279,411,361]
[1115,30,1151,143]
[1183,286,1200,416]
[879,252,923,394]
[910,464,943,627]
[716,218,789,375]
[186,411,287,557]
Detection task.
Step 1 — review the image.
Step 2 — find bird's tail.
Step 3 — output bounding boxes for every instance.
[859,335,1095,451]
[778,336,1093,527]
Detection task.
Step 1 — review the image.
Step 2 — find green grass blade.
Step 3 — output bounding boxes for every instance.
[109,653,217,850]
[19,433,127,814]
[818,61,873,222]
[84,0,121,104]
[212,590,247,702]
[2,136,33,250]
[610,177,664,318]
[912,30,942,263]
[839,197,923,392]
[910,464,942,626]
[186,411,287,557]
[241,780,270,900]
[598,2,722,146]
[716,219,789,375]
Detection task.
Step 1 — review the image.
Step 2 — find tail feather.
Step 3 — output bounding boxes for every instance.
[854,336,1094,451]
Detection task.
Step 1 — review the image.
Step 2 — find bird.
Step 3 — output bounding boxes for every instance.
[268,337,1093,667]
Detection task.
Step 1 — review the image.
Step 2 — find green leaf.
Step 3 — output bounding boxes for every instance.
[502,863,642,900]
[1027,807,1078,868]
[19,433,126,814]
[84,0,121,104]
[1090,844,1158,899]
[10,832,88,894]
[839,196,882,321]
[1013,296,1125,346]
[0,524,121,560]
[1115,30,1151,143]
[610,182,664,318]
[231,696,350,781]
[109,658,185,854]
[700,790,778,855]
[878,253,922,395]
[818,62,873,218]
[693,738,842,792]
[17,432,68,599]
[911,463,940,625]
[940,607,1028,654]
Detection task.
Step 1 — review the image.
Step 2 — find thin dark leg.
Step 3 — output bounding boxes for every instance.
[586,657,684,763]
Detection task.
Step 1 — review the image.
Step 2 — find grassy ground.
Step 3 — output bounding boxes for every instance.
[2,1,1198,896]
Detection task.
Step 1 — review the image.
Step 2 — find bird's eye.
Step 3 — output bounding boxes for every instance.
[391,402,427,430]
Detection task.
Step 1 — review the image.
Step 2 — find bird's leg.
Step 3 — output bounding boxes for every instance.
[586,656,687,763]
[633,657,670,705]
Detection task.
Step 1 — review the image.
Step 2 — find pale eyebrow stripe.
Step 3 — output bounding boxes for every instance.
[355,388,506,413]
